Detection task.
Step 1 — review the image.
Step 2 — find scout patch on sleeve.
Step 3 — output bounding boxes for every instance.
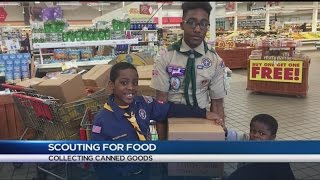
[139,109,147,120]
[143,96,153,103]
[92,125,102,134]
[197,65,204,69]
[169,77,181,91]
[201,58,212,68]
[167,65,186,77]
[201,80,209,87]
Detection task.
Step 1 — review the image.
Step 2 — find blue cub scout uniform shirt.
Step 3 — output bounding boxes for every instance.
[91,94,206,177]
[91,95,171,176]
[91,95,170,141]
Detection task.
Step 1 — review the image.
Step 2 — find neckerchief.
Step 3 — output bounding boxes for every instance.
[103,95,146,141]
[168,39,209,107]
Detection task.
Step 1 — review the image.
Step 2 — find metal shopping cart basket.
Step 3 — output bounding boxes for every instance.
[80,108,96,141]
[11,88,108,180]
[1,84,48,140]
[1,84,56,169]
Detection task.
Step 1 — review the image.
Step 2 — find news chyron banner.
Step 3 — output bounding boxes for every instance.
[1,141,320,162]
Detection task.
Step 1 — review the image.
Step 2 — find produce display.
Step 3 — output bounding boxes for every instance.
[290,32,320,40]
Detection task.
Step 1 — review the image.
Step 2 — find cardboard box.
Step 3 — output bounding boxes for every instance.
[16,78,45,88]
[136,65,154,80]
[35,74,86,103]
[82,65,112,88]
[137,80,155,97]
[168,118,225,177]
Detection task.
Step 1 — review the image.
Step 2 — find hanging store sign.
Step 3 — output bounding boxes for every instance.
[153,17,182,24]
[128,6,152,19]
[129,8,139,14]
[140,4,153,15]
[249,60,303,83]
[156,1,172,4]
[0,7,7,22]
[267,1,280,6]
[225,2,235,12]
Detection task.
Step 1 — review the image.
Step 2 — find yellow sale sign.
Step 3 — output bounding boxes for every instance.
[249,60,303,83]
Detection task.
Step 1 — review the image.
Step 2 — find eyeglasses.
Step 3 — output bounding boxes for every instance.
[183,19,210,30]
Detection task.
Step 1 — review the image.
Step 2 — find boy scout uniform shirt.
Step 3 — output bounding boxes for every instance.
[151,39,227,109]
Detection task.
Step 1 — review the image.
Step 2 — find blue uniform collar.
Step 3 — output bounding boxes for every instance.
[107,94,142,115]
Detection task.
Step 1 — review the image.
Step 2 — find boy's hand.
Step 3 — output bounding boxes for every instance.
[206,112,223,126]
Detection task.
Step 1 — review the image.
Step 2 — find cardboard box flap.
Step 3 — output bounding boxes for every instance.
[34,74,86,103]
[138,80,151,86]
[38,74,77,86]
[82,65,111,79]
[16,78,45,88]
[38,78,68,86]
[82,65,111,88]
[39,76,75,86]
[137,65,154,79]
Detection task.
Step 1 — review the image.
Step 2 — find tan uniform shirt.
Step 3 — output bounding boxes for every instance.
[150,39,227,109]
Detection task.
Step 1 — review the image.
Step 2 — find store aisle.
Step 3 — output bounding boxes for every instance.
[1,51,320,179]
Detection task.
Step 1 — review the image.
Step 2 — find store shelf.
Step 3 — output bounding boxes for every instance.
[33,53,54,56]
[296,46,317,51]
[298,39,320,44]
[138,41,158,43]
[36,59,112,69]
[268,47,295,50]
[127,30,158,32]
[33,39,139,49]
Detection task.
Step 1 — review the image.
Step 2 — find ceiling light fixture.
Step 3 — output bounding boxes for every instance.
[56,2,82,6]
[35,1,40,4]
[0,2,20,6]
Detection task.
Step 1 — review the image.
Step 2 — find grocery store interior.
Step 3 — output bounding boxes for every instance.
[0,1,320,180]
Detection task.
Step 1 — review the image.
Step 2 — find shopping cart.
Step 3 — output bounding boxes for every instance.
[1,84,55,141]
[1,84,56,169]
[11,88,108,180]
[80,108,95,141]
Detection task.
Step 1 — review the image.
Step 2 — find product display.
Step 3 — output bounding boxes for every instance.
[32,18,142,73]
[1,53,31,84]
[247,38,310,97]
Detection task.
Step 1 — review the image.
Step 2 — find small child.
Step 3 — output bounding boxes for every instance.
[225,114,278,170]
[226,114,295,180]
[91,62,222,180]
[225,114,278,141]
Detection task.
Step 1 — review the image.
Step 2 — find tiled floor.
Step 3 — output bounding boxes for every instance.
[1,51,320,179]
